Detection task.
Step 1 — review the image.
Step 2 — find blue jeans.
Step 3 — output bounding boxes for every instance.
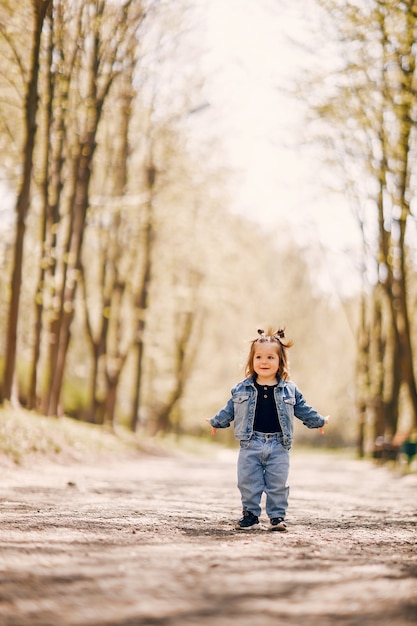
[237,432,290,519]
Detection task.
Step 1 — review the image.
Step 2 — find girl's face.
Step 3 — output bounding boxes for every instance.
[252,342,280,383]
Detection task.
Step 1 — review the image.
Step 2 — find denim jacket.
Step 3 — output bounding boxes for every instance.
[209,376,325,449]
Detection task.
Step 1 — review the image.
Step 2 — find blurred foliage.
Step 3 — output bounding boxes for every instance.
[0,0,359,450]
[302,0,417,455]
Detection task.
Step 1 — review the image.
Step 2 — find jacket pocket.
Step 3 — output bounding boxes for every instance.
[283,397,295,405]
[234,394,249,403]
[233,395,249,413]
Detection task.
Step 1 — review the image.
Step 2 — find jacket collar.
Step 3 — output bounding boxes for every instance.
[245,375,285,389]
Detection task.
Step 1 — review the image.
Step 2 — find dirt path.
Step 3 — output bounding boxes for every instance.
[0,448,416,626]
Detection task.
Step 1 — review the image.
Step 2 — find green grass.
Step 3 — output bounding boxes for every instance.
[0,406,228,466]
[0,405,143,465]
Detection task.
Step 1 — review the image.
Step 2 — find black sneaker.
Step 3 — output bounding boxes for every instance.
[235,510,259,530]
[269,517,287,532]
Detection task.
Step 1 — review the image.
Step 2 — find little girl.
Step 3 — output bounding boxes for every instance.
[207,328,329,531]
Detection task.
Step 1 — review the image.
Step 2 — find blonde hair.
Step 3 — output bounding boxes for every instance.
[245,327,293,381]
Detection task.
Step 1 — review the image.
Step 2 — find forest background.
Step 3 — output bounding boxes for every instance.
[0,0,416,457]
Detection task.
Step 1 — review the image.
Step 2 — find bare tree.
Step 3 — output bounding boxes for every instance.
[80,49,136,425]
[148,270,204,436]
[306,0,417,449]
[39,0,147,416]
[2,0,52,402]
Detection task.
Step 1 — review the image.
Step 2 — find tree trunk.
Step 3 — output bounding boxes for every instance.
[130,167,155,432]
[28,4,54,409]
[2,0,51,401]
[47,143,94,416]
[355,291,370,458]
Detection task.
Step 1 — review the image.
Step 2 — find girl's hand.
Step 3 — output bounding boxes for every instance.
[319,416,330,435]
[205,417,217,436]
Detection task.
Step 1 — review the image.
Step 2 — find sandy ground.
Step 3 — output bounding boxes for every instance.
[0,447,416,626]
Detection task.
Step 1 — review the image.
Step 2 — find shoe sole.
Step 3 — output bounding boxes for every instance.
[235,523,260,531]
[269,524,287,532]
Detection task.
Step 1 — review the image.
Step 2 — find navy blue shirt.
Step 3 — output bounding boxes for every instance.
[253,382,282,433]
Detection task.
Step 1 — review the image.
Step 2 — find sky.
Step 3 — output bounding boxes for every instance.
[197,0,362,295]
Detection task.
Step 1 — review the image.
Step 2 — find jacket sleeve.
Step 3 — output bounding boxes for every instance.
[294,386,326,429]
[209,396,235,429]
